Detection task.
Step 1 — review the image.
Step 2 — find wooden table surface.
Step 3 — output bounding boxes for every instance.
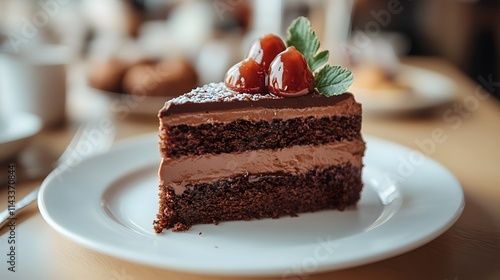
[1,57,499,280]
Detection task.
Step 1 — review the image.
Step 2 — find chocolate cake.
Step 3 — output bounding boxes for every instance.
[153,16,364,233]
[153,83,365,233]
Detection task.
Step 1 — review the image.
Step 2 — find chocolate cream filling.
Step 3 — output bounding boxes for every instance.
[159,140,365,195]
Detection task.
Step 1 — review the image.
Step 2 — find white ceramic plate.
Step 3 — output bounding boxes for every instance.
[353,65,456,114]
[0,112,41,162]
[38,134,464,276]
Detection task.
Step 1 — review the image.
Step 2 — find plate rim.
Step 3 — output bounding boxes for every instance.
[87,85,175,116]
[353,64,456,114]
[0,111,41,161]
[38,133,464,276]
[0,111,42,143]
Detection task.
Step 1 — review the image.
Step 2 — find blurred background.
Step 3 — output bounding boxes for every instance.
[0,0,499,126]
[352,0,500,99]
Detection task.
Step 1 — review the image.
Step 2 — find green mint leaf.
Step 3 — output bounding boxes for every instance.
[315,65,354,97]
[310,50,329,72]
[285,16,353,97]
[286,16,328,71]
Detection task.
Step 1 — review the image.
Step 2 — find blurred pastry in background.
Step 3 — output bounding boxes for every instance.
[123,57,198,97]
[88,56,198,98]
[87,58,130,93]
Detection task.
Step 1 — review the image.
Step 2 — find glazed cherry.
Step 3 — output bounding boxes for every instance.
[267,46,314,97]
[246,34,286,70]
[224,58,266,94]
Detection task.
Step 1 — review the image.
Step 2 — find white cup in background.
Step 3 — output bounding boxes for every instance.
[0,44,70,128]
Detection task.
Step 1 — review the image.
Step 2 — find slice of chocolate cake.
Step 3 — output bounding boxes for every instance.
[154,17,364,233]
[154,83,365,233]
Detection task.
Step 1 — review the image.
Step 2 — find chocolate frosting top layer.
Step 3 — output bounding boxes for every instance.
[159,82,354,117]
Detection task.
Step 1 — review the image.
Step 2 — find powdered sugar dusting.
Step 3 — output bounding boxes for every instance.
[170,82,282,105]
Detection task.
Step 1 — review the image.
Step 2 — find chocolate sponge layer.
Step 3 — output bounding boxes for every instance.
[153,163,362,233]
[160,115,362,159]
